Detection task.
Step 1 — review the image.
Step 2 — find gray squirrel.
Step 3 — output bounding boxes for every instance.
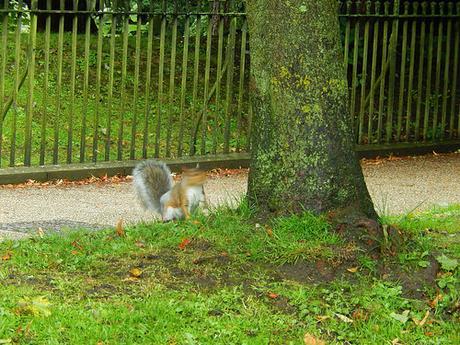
[132,160,207,221]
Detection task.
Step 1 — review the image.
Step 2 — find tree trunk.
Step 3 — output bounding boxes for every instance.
[246,0,377,220]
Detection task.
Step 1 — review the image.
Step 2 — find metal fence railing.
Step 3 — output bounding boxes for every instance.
[0,0,459,169]
[342,0,460,145]
[0,0,250,168]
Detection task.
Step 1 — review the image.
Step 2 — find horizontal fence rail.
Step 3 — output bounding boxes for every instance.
[0,0,459,170]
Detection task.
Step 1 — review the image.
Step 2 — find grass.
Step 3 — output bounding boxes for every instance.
[1,203,459,344]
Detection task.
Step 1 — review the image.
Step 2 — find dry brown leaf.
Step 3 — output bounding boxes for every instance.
[116,219,125,237]
[37,227,45,238]
[351,309,368,321]
[70,250,80,255]
[1,251,12,261]
[0,174,132,190]
[346,267,358,273]
[178,238,191,250]
[268,292,279,299]
[315,315,330,322]
[71,240,83,250]
[429,293,443,308]
[303,333,326,345]
[134,240,145,248]
[265,227,273,237]
[413,310,430,327]
[129,268,143,278]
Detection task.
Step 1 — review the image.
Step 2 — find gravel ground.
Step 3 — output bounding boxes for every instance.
[1,153,459,240]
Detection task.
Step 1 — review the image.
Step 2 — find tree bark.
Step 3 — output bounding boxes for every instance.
[246,0,377,220]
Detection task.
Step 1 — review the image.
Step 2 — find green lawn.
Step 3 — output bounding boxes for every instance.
[1,203,459,344]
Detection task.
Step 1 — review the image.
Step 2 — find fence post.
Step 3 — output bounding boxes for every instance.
[155,0,167,158]
[118,0,129,161]
[142,0,155,159]
[396,1,409,142]
[358,1,371,144]
[10,0,25,167]
[166,1,178,158]
[130,0,143,160]
[386,0,399,143]
[80,0,95,163]
[440,2,453,141]
[105,0,117,161]
[223,15,236,154]
[405,1,417,142]
[24,0,38,166]
[178,0,191,157]
[432,1,444,141]
[414,1,427,141]
[235,19,248,153]
[0,0,9,167]
[450,3,460,139]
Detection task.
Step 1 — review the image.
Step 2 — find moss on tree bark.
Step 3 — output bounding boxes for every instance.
[246,0,377,220]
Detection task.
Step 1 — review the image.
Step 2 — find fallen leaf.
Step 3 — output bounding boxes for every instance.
[346,267,358,273]
[1,251,12,261]
[16,296,51,317]
[134,240,145,248]
[351,309,367,320]
[303,333,326,345]
[129,268,143,278]
[390,310,410,324]
[315,315,330,322]
[391,338,401,345]
[335,313,353,323]
[268,292,279,299]
[70,250,80,255]
[265,227,273,237]
[71,240,83,250]
[424,331,434,337]
[178,238,191,250]
[413,310,430,327]
[429,293,443,308]
[37,227,45,238]
[116,219,125,237]
[192,220,201,225]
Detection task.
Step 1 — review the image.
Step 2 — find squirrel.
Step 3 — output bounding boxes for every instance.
[132,160,207,221]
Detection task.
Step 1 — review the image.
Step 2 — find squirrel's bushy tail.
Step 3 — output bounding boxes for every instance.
[132,160,173,213]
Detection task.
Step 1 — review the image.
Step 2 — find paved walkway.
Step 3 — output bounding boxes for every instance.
[1,153,459,240]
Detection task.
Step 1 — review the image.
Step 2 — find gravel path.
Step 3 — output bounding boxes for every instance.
[1,153,459,240]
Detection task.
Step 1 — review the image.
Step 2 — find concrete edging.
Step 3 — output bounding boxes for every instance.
[0,153,251,185]
[0,141,459,185]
